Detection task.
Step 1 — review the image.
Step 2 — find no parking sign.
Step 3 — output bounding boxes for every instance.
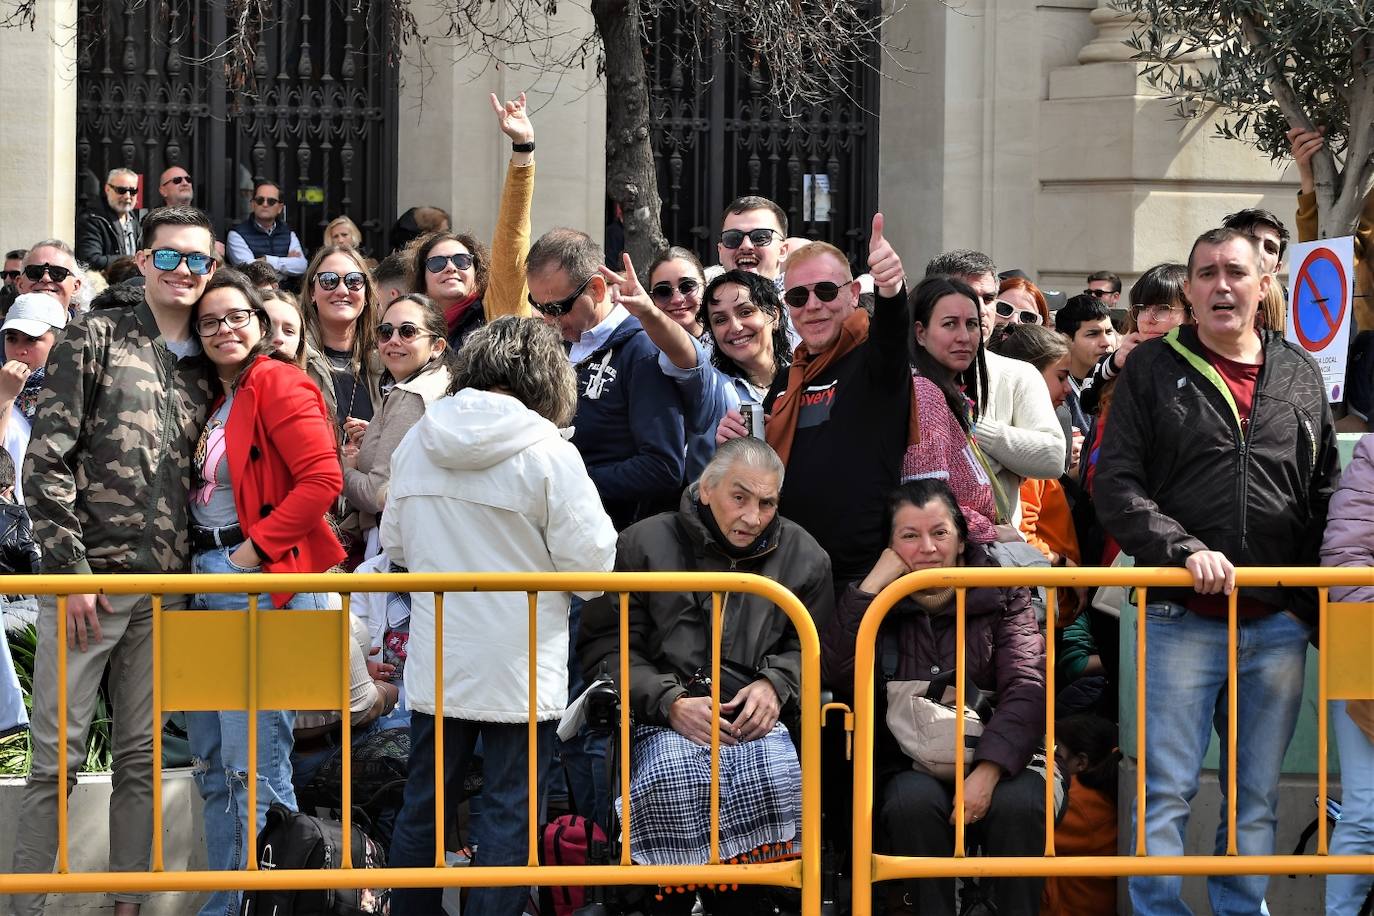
[1286,237,1355,402]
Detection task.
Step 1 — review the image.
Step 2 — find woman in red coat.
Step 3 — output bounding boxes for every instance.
[184,267,344,916]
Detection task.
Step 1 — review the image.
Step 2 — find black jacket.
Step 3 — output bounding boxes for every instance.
[1094,326,1339,619]
[0,502,40,575]
[76,201,141,270]
[577,487,835,725]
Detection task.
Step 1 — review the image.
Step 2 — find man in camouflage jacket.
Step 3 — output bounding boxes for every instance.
[9,208,215,916]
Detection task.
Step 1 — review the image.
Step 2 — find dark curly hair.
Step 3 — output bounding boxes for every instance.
[411,231,491,303]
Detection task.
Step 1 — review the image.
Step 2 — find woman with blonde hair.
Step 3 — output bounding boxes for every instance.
[325,215,363,250]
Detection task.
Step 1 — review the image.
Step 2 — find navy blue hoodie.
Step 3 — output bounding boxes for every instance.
[571,316,687,530]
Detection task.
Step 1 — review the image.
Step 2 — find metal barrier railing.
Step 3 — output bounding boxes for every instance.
[849,566,1374,916]
[0,571,821,911]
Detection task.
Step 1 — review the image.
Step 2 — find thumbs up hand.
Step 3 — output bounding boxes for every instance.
[867,212,905,298]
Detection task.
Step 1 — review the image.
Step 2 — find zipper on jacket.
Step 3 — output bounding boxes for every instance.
[1235,356,1269,556]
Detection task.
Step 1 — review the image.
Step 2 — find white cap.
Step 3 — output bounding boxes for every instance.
[2,293,68,338]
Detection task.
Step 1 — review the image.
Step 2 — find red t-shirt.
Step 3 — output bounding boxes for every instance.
[1188,344,1269,619]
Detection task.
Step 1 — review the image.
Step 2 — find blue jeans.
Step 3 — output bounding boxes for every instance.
[186,545,328,916]
[1129,601,1310,916]
[389,712,554,916]
[1328,700,1374,914]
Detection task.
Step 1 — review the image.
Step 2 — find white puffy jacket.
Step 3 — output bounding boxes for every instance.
[380,389,618,722]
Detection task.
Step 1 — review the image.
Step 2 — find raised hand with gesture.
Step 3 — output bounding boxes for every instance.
[598,252,654,319]
[490,91,534,152]
[868,212,905,298]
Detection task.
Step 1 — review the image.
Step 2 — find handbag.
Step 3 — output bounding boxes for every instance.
[883,667,990,780]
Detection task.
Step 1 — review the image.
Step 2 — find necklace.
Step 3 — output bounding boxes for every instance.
[326,347,360,421]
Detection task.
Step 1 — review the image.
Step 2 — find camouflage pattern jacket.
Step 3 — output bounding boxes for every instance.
[24,298,211,574]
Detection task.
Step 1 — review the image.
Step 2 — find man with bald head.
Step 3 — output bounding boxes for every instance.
[157,166,194,207]
[76,167,143,271]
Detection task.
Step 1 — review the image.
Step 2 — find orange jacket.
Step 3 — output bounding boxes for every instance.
[1019,477,1080,567]
[1040,776,1117,915]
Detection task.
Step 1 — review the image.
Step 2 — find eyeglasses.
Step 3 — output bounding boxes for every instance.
[650,278,701,303]
[21,263,74,284]
[195,309,258,337]
[149,248,216,275]
[783,281,843,310]
[316,271,367,292]
[376,322,436,343]
[1084,288,1114,299]
[720,228,779,249]
[995,300,1043,325]
[425,252,475,274]
[253,196,282,206]
[161,175,192,186]
[1130,303,1186,322]
[0,270,19,282]
[108,184,138,196]
[529,275,595,317]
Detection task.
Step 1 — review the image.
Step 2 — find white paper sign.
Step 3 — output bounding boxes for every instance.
[1286,236,1356,402]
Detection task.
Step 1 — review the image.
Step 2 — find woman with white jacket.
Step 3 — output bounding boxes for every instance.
[380,316,618,916]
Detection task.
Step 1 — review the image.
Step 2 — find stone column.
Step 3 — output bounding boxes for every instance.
[394,0,606,246]
[0,0,78,248]
[1036,0,1296,296]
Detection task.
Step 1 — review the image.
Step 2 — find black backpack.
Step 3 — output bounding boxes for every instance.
[239,802,390,916]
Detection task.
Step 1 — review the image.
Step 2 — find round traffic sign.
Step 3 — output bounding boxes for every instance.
[1291,247,1349,351]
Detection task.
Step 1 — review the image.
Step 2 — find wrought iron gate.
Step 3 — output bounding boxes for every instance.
[76,0,397,258]
[644,11,880,270]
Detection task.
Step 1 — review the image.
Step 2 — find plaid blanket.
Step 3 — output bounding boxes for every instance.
[622,723,800,865]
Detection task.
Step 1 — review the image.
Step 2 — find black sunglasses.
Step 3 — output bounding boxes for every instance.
[21,263,73,284]
[316,271,367,292]
[253,196,281,206]
[994,300,1043,325]
[376,322,435,343]
[650,278,700,303]
[0,270,19,282]
[162,175,192,186]
[720,228,779,249]
[529,275,595,317]
[783,281,842,310]
[108,184,138,196]
[425,252,475,274]
[1084,288,1112,299]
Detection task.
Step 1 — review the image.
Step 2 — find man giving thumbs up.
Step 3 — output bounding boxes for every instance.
[737,213,914,588]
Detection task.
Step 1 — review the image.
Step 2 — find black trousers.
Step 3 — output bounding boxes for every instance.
[878,766,1046,916]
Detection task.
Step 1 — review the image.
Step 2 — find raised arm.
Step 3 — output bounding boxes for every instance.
[484,91,536,319]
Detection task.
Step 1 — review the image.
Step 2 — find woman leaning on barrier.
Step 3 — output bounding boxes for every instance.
[185,267,345,916]
[576,436,834,916]
[1318,432,1374,915]
[820,478,1050,916]
[379,316,618,916]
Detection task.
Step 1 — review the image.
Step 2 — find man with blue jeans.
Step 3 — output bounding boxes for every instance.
[1096,227,1339,915]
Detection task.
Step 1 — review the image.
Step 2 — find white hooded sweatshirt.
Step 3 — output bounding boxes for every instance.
[380,388,618,722]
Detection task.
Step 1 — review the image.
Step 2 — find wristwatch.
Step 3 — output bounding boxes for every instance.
[511,141,535,153]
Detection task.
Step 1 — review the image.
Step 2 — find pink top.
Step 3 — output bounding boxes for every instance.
[901,375,998,543]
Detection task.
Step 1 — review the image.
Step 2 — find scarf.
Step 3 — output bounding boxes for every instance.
[444,291,481,335]
[765,307,921,464]
[14,367,45,420]
[695,499,776,559]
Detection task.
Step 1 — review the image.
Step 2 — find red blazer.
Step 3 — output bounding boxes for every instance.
[223,355,344,606]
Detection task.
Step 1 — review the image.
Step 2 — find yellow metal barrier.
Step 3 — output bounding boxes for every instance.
[0,571,821,911]
[850,566,1374,916]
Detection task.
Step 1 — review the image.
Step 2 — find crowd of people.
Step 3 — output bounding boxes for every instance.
[0,94,1370,916]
